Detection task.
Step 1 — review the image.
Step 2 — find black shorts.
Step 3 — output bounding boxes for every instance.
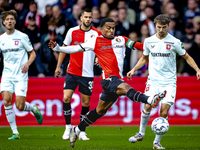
[64,73,93,96]
[100,76,125,102]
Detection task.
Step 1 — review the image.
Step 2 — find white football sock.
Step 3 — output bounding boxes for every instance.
[66,124,72,129]
[139,109,150,135]
[23,102,36,113]
[5,105,19,134]
[154,134,163,143]
[154,116,168,143]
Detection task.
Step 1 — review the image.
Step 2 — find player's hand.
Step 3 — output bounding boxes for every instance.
[197,69,200,80]
[127,70,135,81]
[21,64,29,73]
[55,67,61,78]
[48,40,57,49]
[94,57,99,66]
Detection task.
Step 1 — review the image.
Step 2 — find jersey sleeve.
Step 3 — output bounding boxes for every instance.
[124,36,143,50]
[175,40,186,56]
[63,28,72,46]
[80,37,96,51]
[143,38,149,56]
[22,35,33,52]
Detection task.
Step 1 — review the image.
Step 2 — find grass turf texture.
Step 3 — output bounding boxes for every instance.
[0,126,200,150]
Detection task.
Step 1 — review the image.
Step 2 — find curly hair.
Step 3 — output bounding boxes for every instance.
[1,9,17,21]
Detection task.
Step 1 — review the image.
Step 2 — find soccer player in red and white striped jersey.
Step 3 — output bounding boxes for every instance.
[54,8,102,141]
[49,18,166,148]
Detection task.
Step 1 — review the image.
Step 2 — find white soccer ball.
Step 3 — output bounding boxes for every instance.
[151,117,169,135]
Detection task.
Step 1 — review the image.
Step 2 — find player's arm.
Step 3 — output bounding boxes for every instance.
[126,39,143,50]
[127,55,148,80]
[49,38,95,53]
[55,44,67,78]
[182,53,200,80]
[21,50,36,73]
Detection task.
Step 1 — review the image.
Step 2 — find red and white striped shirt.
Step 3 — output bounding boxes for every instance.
[63,26,102,77]
[80,36,143,79]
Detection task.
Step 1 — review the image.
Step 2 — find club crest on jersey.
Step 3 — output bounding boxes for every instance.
[166,44,171,50]
[116,38,121,42]
[91,34,95,38]
[15,41,19,45]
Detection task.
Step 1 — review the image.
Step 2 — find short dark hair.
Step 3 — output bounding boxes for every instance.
[1,9,17,21]
[100,18,114,27]
[154,14,171,25]
[81,8,92,15]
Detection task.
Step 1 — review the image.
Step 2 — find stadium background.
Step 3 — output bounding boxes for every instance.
[0,0,200,126]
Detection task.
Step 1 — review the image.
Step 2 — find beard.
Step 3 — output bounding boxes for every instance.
[83,22,91,27]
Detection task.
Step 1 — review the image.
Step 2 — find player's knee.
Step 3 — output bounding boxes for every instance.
[63,95,71,103]
[15,102,24,111]
[82,100,90,107]
[160,111,168,118]
[96,109,107,116]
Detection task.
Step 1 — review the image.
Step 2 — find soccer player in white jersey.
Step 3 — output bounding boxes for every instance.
[0,10,43,140]
[127,14,200,149]
[54,8,102,141]
[49,18,167,148]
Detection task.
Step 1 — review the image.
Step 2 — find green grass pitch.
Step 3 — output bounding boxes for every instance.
[0,126,200,150]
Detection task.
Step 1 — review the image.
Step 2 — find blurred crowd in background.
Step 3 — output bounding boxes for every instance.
[0,0,200,77]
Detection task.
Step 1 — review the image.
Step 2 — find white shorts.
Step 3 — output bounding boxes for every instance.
[144,80,176,106]
[1,79,28,97]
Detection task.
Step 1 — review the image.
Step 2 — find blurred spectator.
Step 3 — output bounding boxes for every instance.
[128,0,141,13]
[192,16,200,33]
[129,32,148,77]
[185,12,196,23]
[162,1,175,15]
[183,0,200,24]
[0,0,10,12]
[109,9,127,36]
[117,0,136,25]
[182,30,200,76]
[138,24,150,43]
[99,0,118,10]
[99,2,109,19]
[39,21,63,77]
[0,18,5,34]
[52,0,75,19]
[177,22,194,76]
[146,0,161,16]
[138,6,156,36]
[51,4,73,39]
[91,6,101,29]
[118,8,136,34]
[12,0,28,31]
[23,13,41,52]
[34,0,58,17]
[68,4,82,27]
[76,0,94,9]
[129,31,139,70]
[24,1,41,28]
[168,16,183,40]
[40,5,53,34]
[135,0,147,26]
[181,22,194,50]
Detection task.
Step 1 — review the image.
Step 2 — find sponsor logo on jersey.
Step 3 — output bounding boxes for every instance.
[2,48,19,53]
[166,44,171,50]
[15,41,19,45]
[100,45,124,50]
[116,38,121,42]
[151,52,170,57]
